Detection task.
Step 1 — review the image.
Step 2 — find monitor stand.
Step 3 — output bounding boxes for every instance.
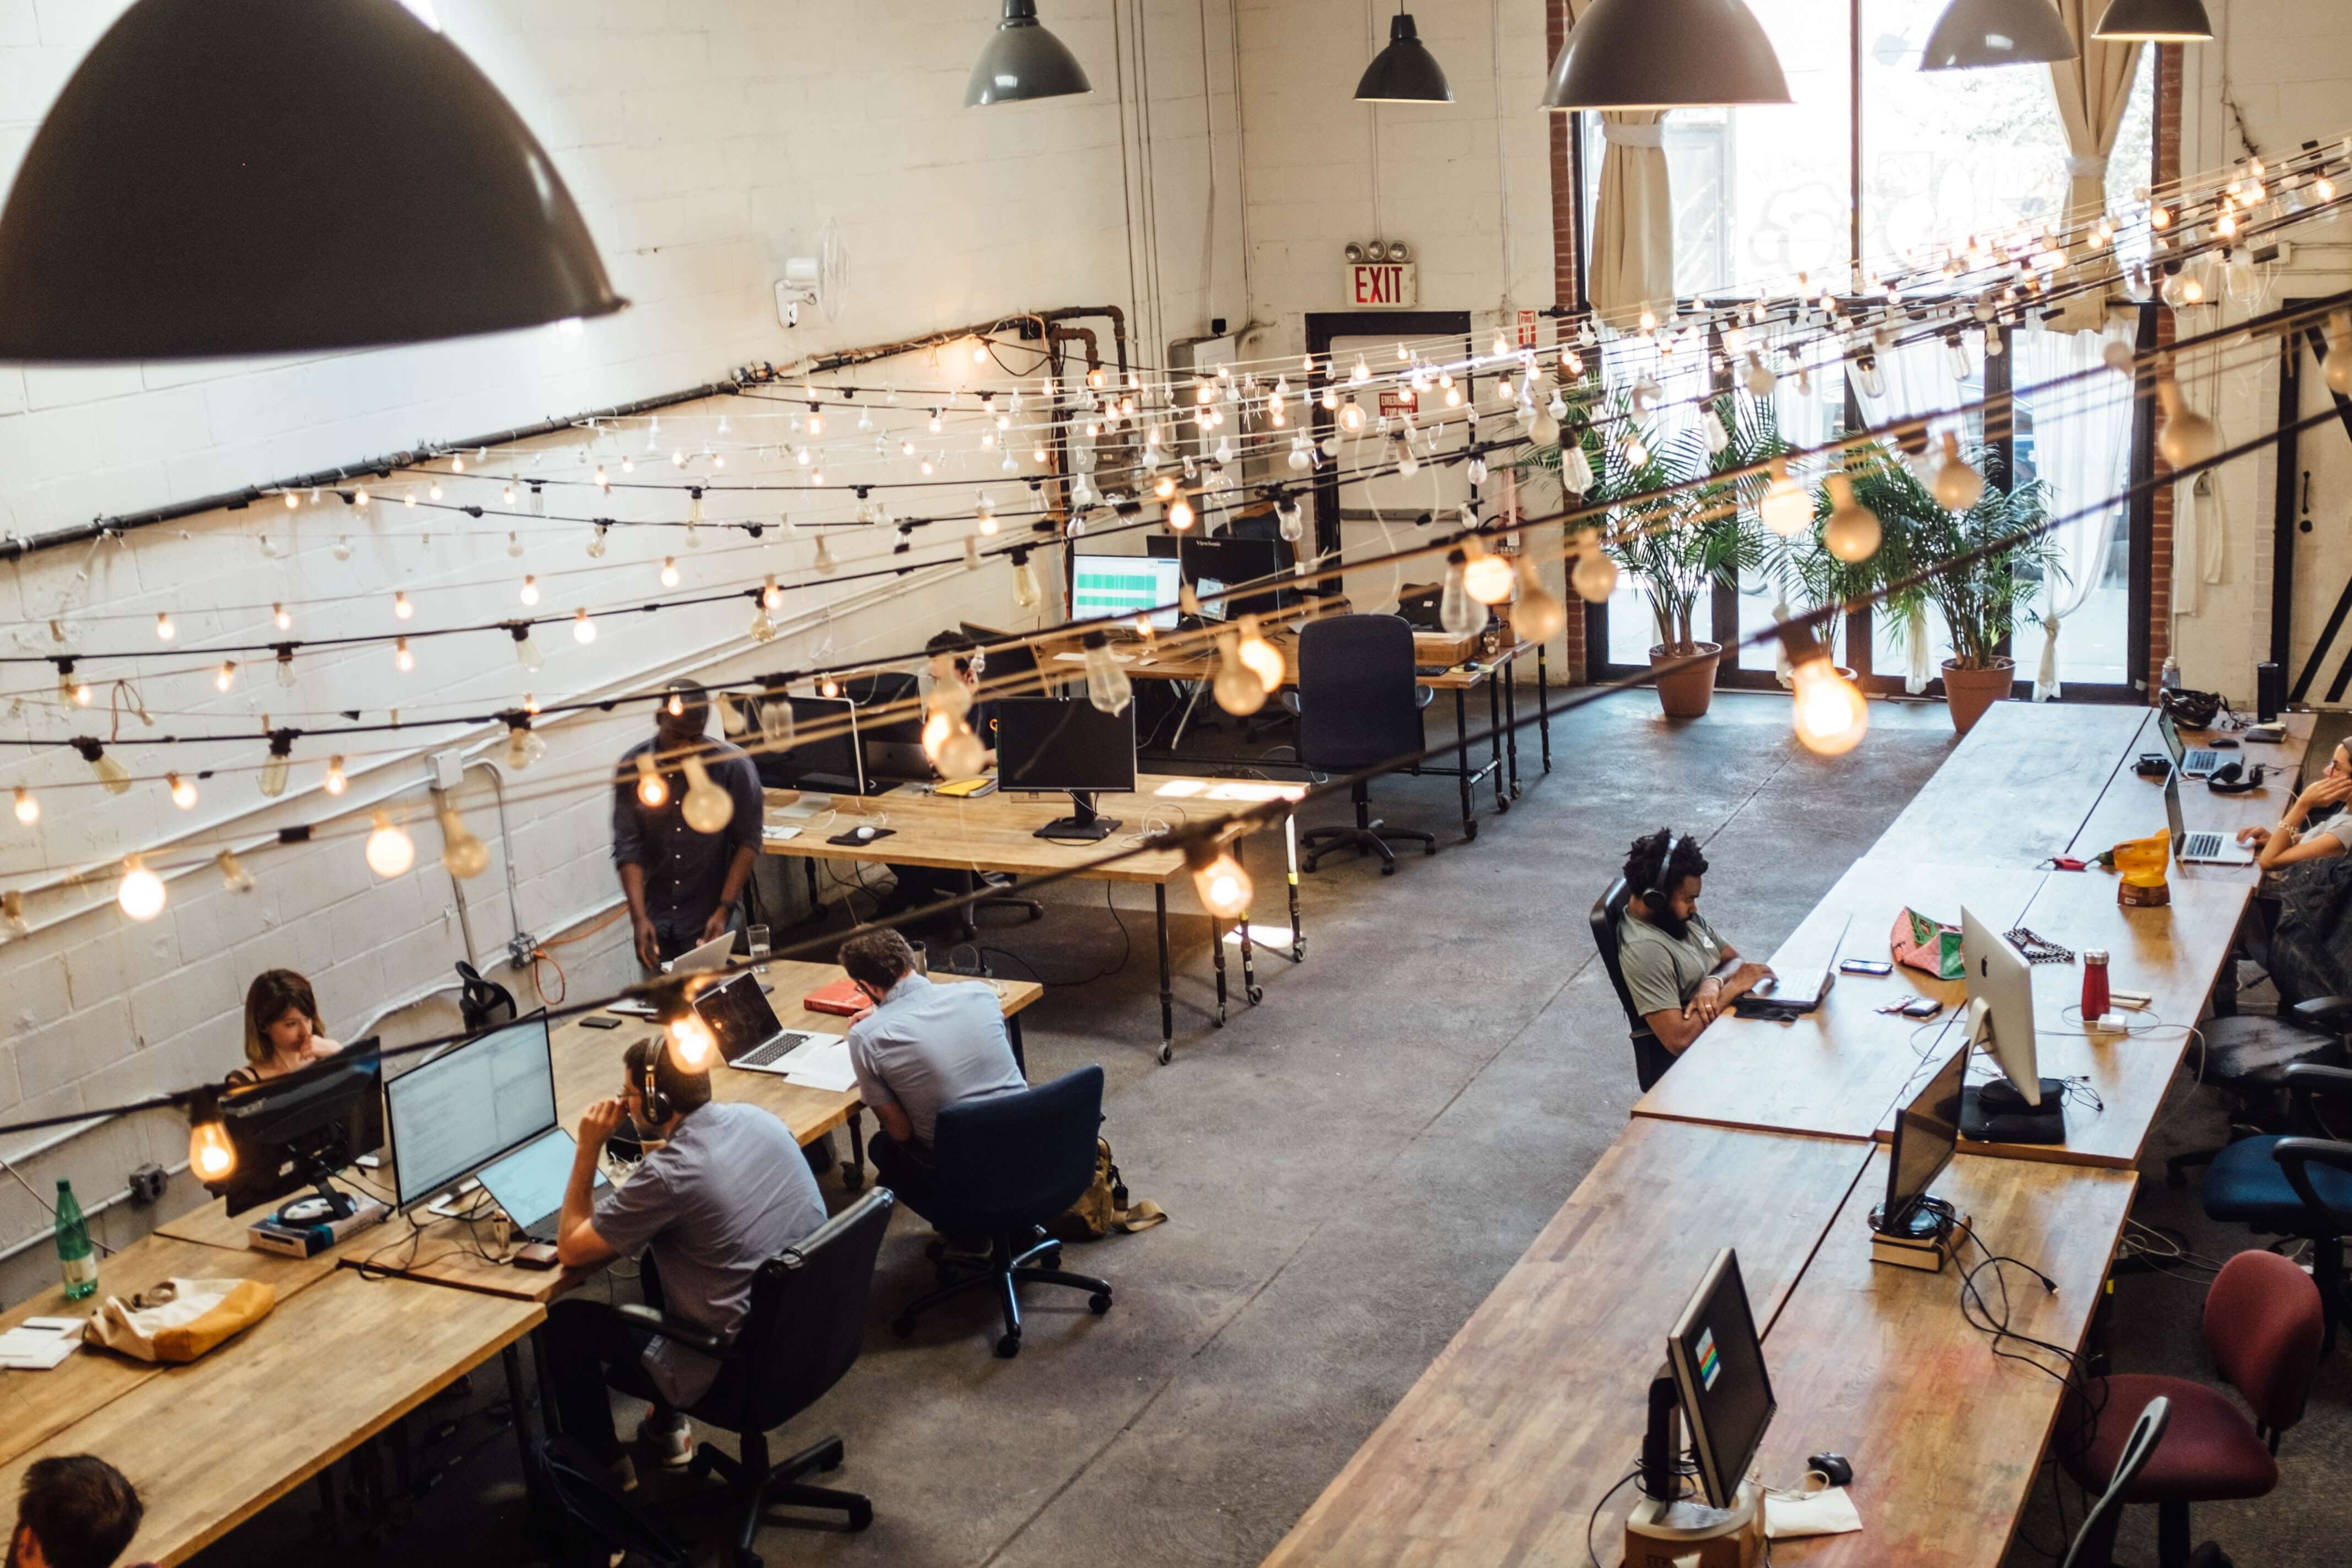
[1960,1077,2068,1144]
[1037,790,1120,843]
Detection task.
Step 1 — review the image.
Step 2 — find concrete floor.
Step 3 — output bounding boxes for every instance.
[187,689,2352,1568]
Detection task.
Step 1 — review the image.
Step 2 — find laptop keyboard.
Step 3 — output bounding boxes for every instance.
[2184,831,2225,859]
[738,1030,820,1069]
[2183,748,2221,773]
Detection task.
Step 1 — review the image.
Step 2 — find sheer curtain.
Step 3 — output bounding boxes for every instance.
[1568,0,1674,324]
[2014,319,2138,698]
[2047,5,2144,332]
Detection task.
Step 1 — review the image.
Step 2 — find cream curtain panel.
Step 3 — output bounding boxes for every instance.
[1567,0,1673,325]
[2047,6,2143,333]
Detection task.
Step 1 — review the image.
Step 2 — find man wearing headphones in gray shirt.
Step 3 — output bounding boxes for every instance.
[1616,828,1770,1058]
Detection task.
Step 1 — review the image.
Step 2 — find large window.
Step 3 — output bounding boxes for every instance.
[1578,15,2156,699]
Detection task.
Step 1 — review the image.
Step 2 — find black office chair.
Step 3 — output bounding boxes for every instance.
[1592,877,1678,1092]
[455,960,518,1033]
[2197,1064,2352,1353]
[2062,1395,2170,1568]
[887,1067,1113,1359]
[2166,999,2352,1188]
[617,1188,894,1568]
[1295,614,1436,875]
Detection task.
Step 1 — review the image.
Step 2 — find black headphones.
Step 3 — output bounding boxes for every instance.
[1645,833,1684,909]
[639,1040,672,1126]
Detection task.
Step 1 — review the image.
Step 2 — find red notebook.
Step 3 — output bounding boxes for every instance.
[803,978,868,1017]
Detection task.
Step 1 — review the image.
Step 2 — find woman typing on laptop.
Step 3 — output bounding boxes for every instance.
[2236,740,2352,874]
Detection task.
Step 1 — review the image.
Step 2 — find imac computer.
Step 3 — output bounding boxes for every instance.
[762,693,868,796]
[997,696,1138,842]
[1873,1046,1967,1241]
[846,670,930,784]
[1632,1246,1775,1548]
[1958,907,2065,1144]
[385,1012,559,1212]
[1071,553,1183,631]
[210,1038,385,1222]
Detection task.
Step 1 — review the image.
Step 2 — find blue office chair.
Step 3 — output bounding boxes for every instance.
[2198,1064,2352,1353]
[1295,613,1436,875]
[1592,877,1678,1092]
[887,1066,1113,1359]
[616,1188,894,1568]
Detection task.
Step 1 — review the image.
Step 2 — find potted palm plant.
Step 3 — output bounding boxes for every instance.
[1849,446,2063,737]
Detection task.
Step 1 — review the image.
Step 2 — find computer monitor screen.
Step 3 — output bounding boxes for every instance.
[844,671,922,746]
[1188,535,1288,618]
[1071,553,1183,631]
[1882,1046,1967,1230]
[2165,769,2187,852]
[772,694,864,789]
[996,697,1138,795]
[213,1039,385,1216]
[385,1012,558,1210]
[1960,906,2039,1105]
[1194,577,1229,622]
[1666,1247,1777,1510]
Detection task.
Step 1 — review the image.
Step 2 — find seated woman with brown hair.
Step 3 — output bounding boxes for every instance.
[229,969,342,1086]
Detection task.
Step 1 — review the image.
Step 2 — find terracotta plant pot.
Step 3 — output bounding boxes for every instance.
[1650,642,1723,719]
[1940,656,2017,737]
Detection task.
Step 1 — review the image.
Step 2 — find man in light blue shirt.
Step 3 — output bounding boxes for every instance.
[838,929,1025,1214]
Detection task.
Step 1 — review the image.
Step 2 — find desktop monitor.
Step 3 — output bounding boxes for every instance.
[1877,1046,1967,1237]
[1664,1248,1777,1510]
[211,1038,385,1221]
[1958,907,2063,1144]
[1187,534,1289,618]
[847,670,929,783]
[961,624,1041,694]
[996,696,1138,841]
[385,1011,559,1211]
[765,694,866,794]
[1071,552,1183,631]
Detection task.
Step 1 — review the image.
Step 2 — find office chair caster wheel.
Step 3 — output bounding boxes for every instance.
[891,1314,916,1338]
[1089,1291,1112,1314]
[1497,798,1509,813]
[1247,987,1263,1005]
[995,1332,1022,1359]
[838,1163,864,1193]
[1157,1042,1172,1064]
[1381,860,1396,876]
[1465,822,1479,840]
[847,1498,874,1531]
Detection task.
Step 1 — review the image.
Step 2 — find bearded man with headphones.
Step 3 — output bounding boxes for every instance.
[547,1034,825,1489]
[1617,827,1773,1057]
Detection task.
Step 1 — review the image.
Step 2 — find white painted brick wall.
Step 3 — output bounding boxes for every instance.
[0,0,1243,1301]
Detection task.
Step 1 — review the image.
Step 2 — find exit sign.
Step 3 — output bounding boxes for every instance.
[1347,262,1418,309]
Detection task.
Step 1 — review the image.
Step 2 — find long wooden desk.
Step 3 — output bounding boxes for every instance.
[0,1270,540,1567]
[1875,703,2151,868]
[1763,1150,2136,1567]
[0,1231,343,1469]
[1260,1119,1876,1567]
[1632,861,2051,1143]
[765,774,1303,1060]
[2067,712,2317,881]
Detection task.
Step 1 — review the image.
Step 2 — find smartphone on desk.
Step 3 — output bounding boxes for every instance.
[1840,958,1893,977]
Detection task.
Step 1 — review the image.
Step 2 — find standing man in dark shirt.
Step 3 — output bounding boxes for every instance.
[613,678,765,970]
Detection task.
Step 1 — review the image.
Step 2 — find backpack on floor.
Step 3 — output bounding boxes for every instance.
[1052,1137,1167,1241]
[528,1434,691,1568]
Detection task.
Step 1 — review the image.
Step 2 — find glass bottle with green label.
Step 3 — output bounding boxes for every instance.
[55,1178,97,1301]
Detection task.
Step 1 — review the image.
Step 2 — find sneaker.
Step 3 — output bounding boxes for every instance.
[637,1409,693,1469]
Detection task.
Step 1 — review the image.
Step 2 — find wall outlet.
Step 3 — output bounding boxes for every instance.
[430,748,466,791]
[508,931,538,971]
[126,1163,168,1204]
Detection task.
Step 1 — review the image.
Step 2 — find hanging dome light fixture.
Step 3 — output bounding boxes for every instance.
[1919,0,2078,71]
[1355,7,1453,104]
[1542,0,1791,111]
[967,0,1092,107]
[2092,0,2214,41]
[0,0,623,359]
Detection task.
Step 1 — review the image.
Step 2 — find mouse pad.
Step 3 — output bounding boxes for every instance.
[827,827,896,846]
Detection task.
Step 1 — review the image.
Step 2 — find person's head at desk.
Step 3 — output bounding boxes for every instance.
[230,969,341,1086]
[1616,828,1770,1055]
[9,1454,143,1568]
[2242,739,2352,873]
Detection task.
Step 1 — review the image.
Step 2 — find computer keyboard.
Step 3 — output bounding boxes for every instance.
[2183,748,2221,773]
[2184,831,2225,859]
[1413,664,1450,677]
[739,1030,821,1068]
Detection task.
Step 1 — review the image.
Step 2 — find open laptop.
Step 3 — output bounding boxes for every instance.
[2167,770,2256,865]
[2157,709,2230,780]
[1734,914,1853,1020]
[662,930,736,976]
[474,1127,609,1243]
[693,969,845,1076]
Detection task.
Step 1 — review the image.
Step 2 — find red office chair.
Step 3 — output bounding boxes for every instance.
[2057,1249,2324,1568]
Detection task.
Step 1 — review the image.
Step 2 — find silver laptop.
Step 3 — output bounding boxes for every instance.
[693,969,843,1076]
[1739,914,1853,1017]
[2167,770,2255,865]
[475,1127,608,1243]
[2157,710,2229,780]
[662,930,736,976]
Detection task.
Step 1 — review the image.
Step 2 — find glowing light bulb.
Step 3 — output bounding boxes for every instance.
[1571,535,1619,603]
[636,755,669,807]
[1822,476,1882,564]
[154,611,175,642]
[2155,376,2219,468]
[216,848,255,894]
[364,812,415,878]
[166,772,197,810]
[1463,543,1515,606]
[661,556,681,588]
[1513,559,1567,643]
[1212,632,1266,716]
[1168,496,1196,532]
[2324,311,2352,397]
[1789,648,1867,756]
[1933,433,1985,511]
[1235,617,1285,692]
[439,807,489,880]
[78,740,131,795]
[519,574,540,606]
[513,627,543,672]
[505,723,546,770]
[674,755,734,834]
[394,637,413,672]
[189,1099,237,1183]
[666,1010,718,1073]
[394,591,413,619]
[11,786,35,825]
[216,661,238,693]
[274,603,291,631]
[1439,550,1482,637]
[1759,460,1813,538]
[117,856,166,921]
[1188,840,1253,920]
[976,495,998,535]
[321,755,348,796]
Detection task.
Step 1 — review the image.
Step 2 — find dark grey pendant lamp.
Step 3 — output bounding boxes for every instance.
[1542,0,1792,111]
[1920,0,2079,71]
[2093,0,2215,40]
[1355,8,1453,104]
[0,0,623,361]
[967,0,1094,107]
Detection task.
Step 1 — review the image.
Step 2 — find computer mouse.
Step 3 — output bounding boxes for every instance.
[853,824,878,842]
[1807,1453,1854,1489]
[2213,737,2240,748]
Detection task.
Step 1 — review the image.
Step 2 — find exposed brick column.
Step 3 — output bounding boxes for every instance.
[1548,0,1587,684]
[2146,42,2183,702]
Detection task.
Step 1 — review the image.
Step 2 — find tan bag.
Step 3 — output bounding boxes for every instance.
[1052,1138,1166,1241]
[87,1276,276,1364]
